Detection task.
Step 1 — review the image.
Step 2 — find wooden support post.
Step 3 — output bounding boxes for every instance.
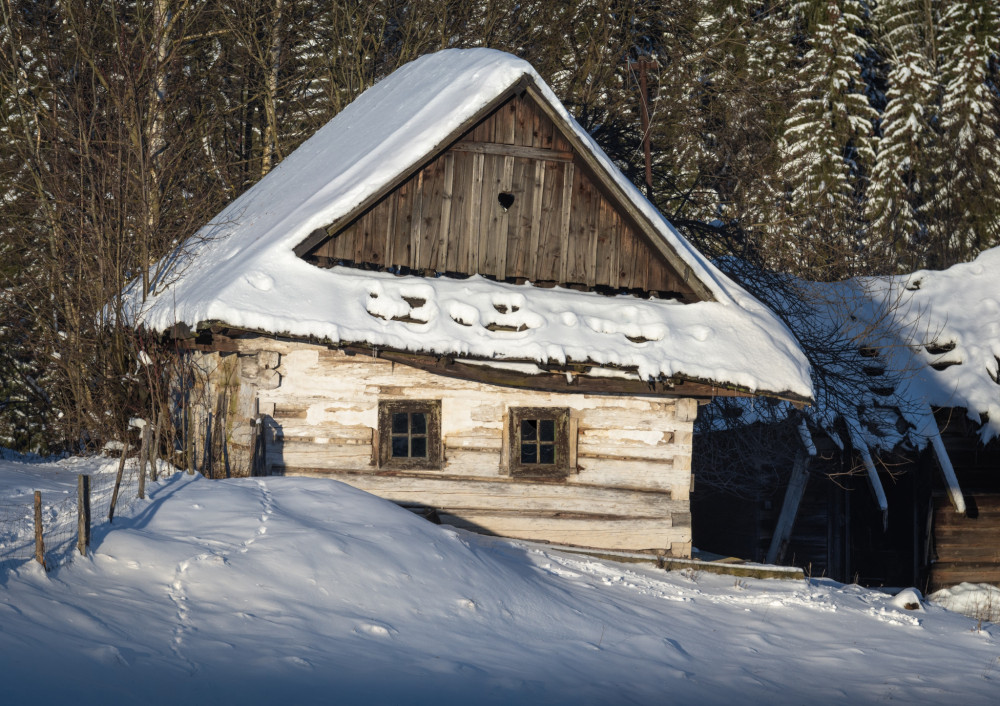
[34,490,46,570]
[77,474,91,556]
[259,415,267,476]
[109,443,128,523]
[766,450,810,565]
[186,402,195,475]
[138,421,150,500]
[150,408,161,482]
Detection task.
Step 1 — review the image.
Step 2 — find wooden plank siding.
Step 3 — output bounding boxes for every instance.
[309,93,696,300]
[191,340,695,556]
[930,493,1000,590]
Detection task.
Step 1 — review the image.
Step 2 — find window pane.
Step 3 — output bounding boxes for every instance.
[539,443,555,464]
[521,443,537,464]
[411,437,427,458]
[410,412,426,434]
[539,419,555,442]
[521,419,537,441]
[391,436,409,457]
[392,413,409,434]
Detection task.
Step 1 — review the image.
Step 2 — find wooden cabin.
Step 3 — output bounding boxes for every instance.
[132,49,811,558]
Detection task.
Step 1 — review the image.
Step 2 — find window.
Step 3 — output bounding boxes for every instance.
[378,400,441,469]
[508,407,571,477]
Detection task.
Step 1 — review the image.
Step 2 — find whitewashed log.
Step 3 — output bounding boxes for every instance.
[274,470,682,516]
[437,513,690,552]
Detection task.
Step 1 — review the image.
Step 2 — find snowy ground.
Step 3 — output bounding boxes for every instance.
[1,457,998,705]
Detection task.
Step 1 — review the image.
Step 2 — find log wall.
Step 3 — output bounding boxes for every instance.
[930,493,1000,590]
[190,338,696,556]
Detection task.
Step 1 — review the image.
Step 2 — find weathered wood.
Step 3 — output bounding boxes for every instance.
[34,490,46,570]
[527,159,545,275]
[109,442,128,522]
[437,512,689,552]
[296,89,703,302]
[77,474,91,556]
[439,153,455,271]
[558,161,575,283]
[194,339,701,555]
[268,470,681,515]
[522,84,711,302]
[138,421,150,499]
[292,79,528,258]
[451,141,573,162]
[765,450,810,564]
[150,408,161,482]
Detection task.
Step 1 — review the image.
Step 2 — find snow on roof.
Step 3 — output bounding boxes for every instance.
[709,246,1000,448]
[125,48,811,400]
[889,247,1000,441]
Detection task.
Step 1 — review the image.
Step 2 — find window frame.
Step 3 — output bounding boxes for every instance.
[377,399,442,470]
[507,406,571,478]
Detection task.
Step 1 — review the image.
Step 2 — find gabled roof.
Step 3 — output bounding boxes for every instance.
[125,48,812,401]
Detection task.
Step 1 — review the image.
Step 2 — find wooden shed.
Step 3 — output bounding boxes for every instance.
[130,49,811,558]
[693,248,1000,588]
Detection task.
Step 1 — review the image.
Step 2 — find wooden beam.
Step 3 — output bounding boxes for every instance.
[451,141,573,162]
[361,347,754,399]
[765,449,810,565]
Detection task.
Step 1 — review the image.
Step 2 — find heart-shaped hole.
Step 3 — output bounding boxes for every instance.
[497,192,515,211]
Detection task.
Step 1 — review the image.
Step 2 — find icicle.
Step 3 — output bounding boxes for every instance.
[917,406,966,514]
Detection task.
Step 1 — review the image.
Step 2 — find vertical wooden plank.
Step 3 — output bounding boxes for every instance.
[478,154,506,277]
[566,166,597,285]
[536,161,564,281]
[558,161,575,283]
[466,152,485,273]
[596,199,619,287]
[392,177,415,267]
[411,169,425,268]
[418,161,442,271]
[470,110,495,142]
[527,159,545,276]
[382,190,397,266]
[439,153,455,272]
[585,175,600,287]
[505,157,533,278]
[514,95,533,147]
[531,97,554,149]
[646,254,679,294]
[496,99,516,145]
[448,151,473,272]
[497,155,514,277]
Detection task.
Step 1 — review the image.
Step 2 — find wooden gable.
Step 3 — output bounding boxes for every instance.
[297,89,706,302]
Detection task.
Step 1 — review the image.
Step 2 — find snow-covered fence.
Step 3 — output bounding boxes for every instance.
[0,451,170,574]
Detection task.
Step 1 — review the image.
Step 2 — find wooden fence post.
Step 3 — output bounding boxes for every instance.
[138,421,150,500]
[34,491,46,570]
[78,474,91,556]
[186,401,196,475]
[109,443,128,523]
[151,407,161,482]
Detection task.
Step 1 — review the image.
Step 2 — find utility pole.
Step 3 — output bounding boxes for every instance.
[630,55,654,200]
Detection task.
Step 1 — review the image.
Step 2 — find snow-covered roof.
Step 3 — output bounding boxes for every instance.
[125,48,811,400]
[704,247,1000,515]
[889,247,1000,441]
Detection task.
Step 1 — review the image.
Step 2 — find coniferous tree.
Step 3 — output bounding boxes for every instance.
[866,0,938,271]
[925,0,1000,267]
[776,0,877,278]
